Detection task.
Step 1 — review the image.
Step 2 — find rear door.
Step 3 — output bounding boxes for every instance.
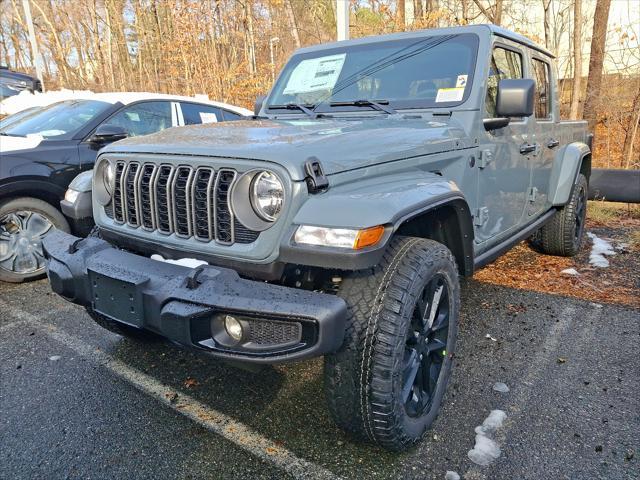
[528,55,555,217]
[476,43,533,245]
[178,102,223,125]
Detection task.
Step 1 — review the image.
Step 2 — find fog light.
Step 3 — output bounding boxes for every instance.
[224,315,243,342]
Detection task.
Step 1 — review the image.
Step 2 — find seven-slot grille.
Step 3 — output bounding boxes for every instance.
[107,161,259,245]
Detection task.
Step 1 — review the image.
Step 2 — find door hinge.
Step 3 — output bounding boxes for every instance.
[304,159,329,194]
[478,150,493,169]
[528,187,538,202]
[474,207,489,227]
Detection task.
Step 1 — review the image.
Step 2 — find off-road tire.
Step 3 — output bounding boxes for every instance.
[535,173,588,256]
[324,236,460,451]
[0,197,70,283]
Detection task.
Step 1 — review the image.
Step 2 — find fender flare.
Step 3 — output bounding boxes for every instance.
[549,142,591,206]
[0,178,65,206]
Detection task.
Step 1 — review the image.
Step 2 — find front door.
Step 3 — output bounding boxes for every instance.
[476,44,533,245]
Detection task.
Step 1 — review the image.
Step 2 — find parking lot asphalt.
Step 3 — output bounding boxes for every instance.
[1,278,638,480]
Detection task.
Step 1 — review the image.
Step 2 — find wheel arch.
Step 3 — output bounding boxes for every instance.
[0,179,65,210]
[393,197,475,276]
[549,142,591,206]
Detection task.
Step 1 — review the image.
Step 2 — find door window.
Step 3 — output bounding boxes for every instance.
[220,109,244,121]
[485,47,523,117]
[105,101,172,137]
[180,102,222,125]
[532,58,551,119]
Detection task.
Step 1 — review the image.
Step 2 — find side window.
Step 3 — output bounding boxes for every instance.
[105,101,172,137]
[220,109,244,121]
[485,47,523,118]
[180,103,222,125]
[532,58,551,119]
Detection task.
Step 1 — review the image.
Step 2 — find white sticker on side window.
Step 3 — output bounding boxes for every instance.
[199,112,218,124]
[283,54,346,95]
[436,87,465,103]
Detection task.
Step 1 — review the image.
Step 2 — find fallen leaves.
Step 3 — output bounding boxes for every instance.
[183,377,199,389]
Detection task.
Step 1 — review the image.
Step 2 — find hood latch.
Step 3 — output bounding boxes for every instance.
[304,159,329,194]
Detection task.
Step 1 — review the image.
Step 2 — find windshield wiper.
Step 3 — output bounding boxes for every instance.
[329,99,397,115]
[267,103,318,118]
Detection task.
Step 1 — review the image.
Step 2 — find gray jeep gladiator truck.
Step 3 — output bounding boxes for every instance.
[43,25,591,451]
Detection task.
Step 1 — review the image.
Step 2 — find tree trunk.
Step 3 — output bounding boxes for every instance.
[622,86,640,169]
[398,0,406,28]
[285,0,301,48]
[582,0,611,131]
[542,0,552,51]
[569,0,583,119]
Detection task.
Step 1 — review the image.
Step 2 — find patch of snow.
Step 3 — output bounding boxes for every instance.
[485,333,497,342]
[467,409,507,466]
[150,254,207,269]
[590,302,603,309]
[492,382,510,393]
[48,355,61,361]
[444,471,460,480]
[587,232,616,268]
[560,268,580,276]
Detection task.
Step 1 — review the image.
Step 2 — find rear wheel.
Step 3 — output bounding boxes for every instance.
[324,237,459,451]
[534,173,588,256]
[0,197,70,283]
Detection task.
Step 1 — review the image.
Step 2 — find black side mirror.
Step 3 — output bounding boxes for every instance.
[254,95,266,116]
[496,78,535,117]
[89,124,128,145]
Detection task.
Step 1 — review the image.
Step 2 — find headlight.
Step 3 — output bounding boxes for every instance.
[94,159,115,206]
[294,225,386,250]
[103,162,115,195]
[250,171,284,222]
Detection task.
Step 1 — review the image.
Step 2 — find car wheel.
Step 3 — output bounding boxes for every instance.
[535,173,588,257]
[324,236,460,451]
[0,197,70,283]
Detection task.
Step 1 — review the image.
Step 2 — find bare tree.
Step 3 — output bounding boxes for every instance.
[569,0,582,119]
[582,0,611,130]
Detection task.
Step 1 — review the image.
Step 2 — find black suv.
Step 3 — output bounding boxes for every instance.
[0,66,42,99]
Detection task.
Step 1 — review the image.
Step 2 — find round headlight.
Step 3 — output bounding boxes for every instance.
[103,161,115,195]
[250,171,284,222]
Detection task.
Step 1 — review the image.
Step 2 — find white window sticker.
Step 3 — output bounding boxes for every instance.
[283,54,346,95]
[436,87,465,103]
[199,112,218,124]
[456,74,468,88]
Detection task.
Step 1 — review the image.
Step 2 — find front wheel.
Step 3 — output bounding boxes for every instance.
[0,197,70,283]
[324,237,460,451]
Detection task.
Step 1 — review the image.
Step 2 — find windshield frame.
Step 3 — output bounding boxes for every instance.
[266,33,480,114]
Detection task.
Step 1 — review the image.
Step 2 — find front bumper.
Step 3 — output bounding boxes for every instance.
[42,230,347,364]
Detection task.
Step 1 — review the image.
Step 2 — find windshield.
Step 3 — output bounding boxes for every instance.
[267,33,478,113]
[0,99,112,139]
[0,106,41,128]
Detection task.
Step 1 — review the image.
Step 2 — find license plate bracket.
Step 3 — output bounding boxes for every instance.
[88,269,146,327]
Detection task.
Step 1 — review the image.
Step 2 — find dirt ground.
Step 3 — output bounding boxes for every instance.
[475,201,640,309]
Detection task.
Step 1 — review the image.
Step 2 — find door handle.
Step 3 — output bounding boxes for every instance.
[547,139,560,149]
[520,143,538,155]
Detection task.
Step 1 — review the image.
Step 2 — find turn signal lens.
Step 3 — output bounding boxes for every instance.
[354,225,385,250]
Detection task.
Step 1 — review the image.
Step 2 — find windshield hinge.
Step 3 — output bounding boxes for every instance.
[304,159,329,194]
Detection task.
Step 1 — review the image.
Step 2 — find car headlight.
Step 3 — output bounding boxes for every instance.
[294,225,386,250]
[94,159,115,206]
[250,171,284,222]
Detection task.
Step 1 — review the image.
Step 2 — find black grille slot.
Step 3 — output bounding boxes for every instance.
[192,168,215,240]
[139,164,156,229]
[214,170,236,244]
[124,162,140,226]
[154,165,174,234]
[246,319,302,346]
[234,219,260,244]
[172,167,193,237]
[113,162,125,223]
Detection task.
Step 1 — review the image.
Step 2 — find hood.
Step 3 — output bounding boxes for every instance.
[101,115,472,181]
[0,134,45,153]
